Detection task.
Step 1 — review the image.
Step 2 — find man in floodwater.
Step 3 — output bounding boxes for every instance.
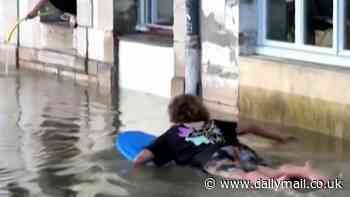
[26,0,77,27]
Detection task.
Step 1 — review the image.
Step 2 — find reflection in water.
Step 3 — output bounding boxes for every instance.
[305,0,333,47]
[0,69,349,197]
[267,0,295,42]
[0,70,128,197]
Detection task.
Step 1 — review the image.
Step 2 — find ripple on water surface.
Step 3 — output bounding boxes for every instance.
[0,70,348,197]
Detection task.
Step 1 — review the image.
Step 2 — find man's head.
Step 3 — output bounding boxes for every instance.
[168,94,210,124]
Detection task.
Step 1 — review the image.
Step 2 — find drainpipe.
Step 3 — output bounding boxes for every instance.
[185,0,201,96]
[84,27,89,74]
[111,0,120,129]
[16,0,20,69]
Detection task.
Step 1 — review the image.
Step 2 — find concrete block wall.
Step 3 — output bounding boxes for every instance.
[0,0,115,88]
[76,0,114,64]
[0,45,16,72]
[40,24,75,52]
[18,0,80,71]
[76,0,114,88]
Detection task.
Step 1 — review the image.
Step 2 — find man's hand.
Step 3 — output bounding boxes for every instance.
[26,10,39,20]
[26,0,49,20]
[277,135,297,144]
[239,126,297,144]
[133,149,154,167]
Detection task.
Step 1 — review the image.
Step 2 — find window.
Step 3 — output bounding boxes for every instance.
[136,0,174,31]
[40,1,77,27]
[40,3,66,24]
[258,0,350,67]
[266,0,295,42]
[305,0,333,47]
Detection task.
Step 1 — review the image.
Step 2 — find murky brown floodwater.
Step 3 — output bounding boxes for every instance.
[0,69,348,197]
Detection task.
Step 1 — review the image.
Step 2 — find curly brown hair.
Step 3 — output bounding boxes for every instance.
[168,94,210,124]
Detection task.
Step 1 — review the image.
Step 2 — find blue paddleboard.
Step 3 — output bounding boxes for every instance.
[115,131,156,161]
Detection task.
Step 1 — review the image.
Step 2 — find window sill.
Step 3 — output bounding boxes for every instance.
[119,33,173,48]
[240,54,350,74]
[255,45,350,68]
[136,24,173,37]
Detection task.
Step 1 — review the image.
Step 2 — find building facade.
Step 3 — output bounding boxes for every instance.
[0,0,114,88]
[239,0,350,140]
[1,0,349,140]
[116,0,350,140]
[115,0,240,120]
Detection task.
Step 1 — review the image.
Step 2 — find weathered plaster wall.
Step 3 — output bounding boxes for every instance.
[171,0,240,118]
[201,0,240,118]
[114,0,137,35]
[173,0,186,78]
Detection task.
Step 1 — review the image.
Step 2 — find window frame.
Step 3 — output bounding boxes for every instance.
[136,0,173,32]
[257,0,350,67]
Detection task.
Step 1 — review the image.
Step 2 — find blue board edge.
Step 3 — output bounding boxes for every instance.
[115,130,156,161]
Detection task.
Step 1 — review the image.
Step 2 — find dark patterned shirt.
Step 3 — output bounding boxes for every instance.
[146,120,239,167]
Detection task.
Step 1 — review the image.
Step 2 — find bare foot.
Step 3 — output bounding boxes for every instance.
[302,161,329,182]
[304,160,313,169]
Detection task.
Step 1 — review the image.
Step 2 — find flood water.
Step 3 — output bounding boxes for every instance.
[0,69,348,197]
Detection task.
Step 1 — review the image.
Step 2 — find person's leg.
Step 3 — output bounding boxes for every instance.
[277,161,328,182]
[204,151,327,183]
[254,166,286,179]
[208,165,276,183]
[205,159,247,179]
[205,159,274,183]
[225,163,327,184]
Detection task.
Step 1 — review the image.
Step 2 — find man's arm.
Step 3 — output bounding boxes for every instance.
[26,0,49,19]
[238,126,295,143]
[133,149,154,166]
